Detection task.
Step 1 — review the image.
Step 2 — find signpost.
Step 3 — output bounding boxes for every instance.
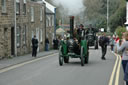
[101,28,104,32]
[125,0,128,30]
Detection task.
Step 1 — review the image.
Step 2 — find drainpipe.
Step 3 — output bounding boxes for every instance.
[14,0,17,56]
[54,8,56,38]
[44,2,47,50]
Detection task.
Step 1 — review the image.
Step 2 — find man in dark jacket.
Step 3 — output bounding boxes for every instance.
[99,33,109,60]
[53,38,59,49]
[77,24,85,43]
[32,35,38,57]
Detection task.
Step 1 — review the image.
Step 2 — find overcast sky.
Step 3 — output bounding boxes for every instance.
[52,0,85,15]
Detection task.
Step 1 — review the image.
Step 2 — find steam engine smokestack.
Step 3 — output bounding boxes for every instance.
[70,16,74,38]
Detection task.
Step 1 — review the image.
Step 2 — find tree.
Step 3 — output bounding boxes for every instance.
[115,26,126,39]
[83,0,126,32]
[109,0,126,32]
[83,0,108,30]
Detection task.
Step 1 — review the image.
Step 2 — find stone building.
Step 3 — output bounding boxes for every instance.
[16,0,46,56]
[27,1,45,53]
[0,0,15,58]
[15,0,29,56]
[0,0,46,58]
[44,0,56,49]
[46,8,55,49]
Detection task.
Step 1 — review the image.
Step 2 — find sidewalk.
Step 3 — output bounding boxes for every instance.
[0,50,58,70]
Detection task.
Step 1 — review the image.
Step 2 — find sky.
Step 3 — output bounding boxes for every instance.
[52,0,85,16]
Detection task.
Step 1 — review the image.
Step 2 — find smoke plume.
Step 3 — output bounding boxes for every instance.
[51,0,85,16]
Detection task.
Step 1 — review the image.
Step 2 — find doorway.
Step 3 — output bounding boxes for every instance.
[11,27,15,55]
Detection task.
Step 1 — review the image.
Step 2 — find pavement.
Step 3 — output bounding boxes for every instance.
[0,50,58,70]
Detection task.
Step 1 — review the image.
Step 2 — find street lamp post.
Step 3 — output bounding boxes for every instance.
[107,0,110,32]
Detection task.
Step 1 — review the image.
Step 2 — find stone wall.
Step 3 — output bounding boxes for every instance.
[0,0,46,58]
[0,0,14,58]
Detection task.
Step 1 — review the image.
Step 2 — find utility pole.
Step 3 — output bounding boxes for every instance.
[107,0,110,32]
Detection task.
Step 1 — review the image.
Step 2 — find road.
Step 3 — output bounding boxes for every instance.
[0,47,124,85]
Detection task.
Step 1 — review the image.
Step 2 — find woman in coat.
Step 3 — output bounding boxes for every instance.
[118,32,128,85]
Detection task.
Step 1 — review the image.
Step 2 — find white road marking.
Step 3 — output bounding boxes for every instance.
[0,53,58,74]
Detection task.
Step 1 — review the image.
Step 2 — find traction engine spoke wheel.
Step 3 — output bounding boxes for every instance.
[85,51,89,64]
[81,46,85,66]
[59,46,63,66]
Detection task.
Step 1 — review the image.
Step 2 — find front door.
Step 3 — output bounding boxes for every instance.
[11,27,15,55]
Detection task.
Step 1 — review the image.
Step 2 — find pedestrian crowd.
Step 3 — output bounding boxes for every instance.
[116,32,128,85]
[31,35,60,57]
[107,32,128,85]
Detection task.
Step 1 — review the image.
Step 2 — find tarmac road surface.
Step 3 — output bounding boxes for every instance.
[0,47,124,85]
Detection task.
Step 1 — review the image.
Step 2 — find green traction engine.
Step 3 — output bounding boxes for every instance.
[59,16,89,66]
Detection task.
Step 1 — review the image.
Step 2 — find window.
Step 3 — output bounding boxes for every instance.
[51,16,54,26]
[23,0,26,3]
[40,29,43,42]
[23,26,26,44]
[50,16,52,26]
[23,0,26,15]
[52,16,54,26]
[16,0,20,14]
[46,16,50,27]
[32,31,34,38]
[4,28,7,39]
[46,16,49,27]
[31,7,34,22]
[17,27,21,47]
[40,8,43,21]
[48,16,51,27]
[1,0,6,13]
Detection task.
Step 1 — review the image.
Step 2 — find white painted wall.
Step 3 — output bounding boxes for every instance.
[125,2,128,31]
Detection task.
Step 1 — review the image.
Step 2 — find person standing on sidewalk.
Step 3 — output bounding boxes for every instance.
[32,35,38,57]
[45,38,49,51]
[53,37,59,49]
[118,32,128,85]
[99,33,109,60]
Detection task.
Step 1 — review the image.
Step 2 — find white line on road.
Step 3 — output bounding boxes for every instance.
[108,53,119,85]
[0,53,58,74]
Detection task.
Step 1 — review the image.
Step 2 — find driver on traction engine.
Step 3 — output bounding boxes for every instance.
[77,24,85,43]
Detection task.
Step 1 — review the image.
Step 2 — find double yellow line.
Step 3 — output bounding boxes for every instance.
[108,53,122,85]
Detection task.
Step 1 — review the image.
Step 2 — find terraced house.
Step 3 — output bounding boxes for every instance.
[0,0,15,58]
[43,0,56,49]
[33,0,57,50]
[0,0,46,58]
